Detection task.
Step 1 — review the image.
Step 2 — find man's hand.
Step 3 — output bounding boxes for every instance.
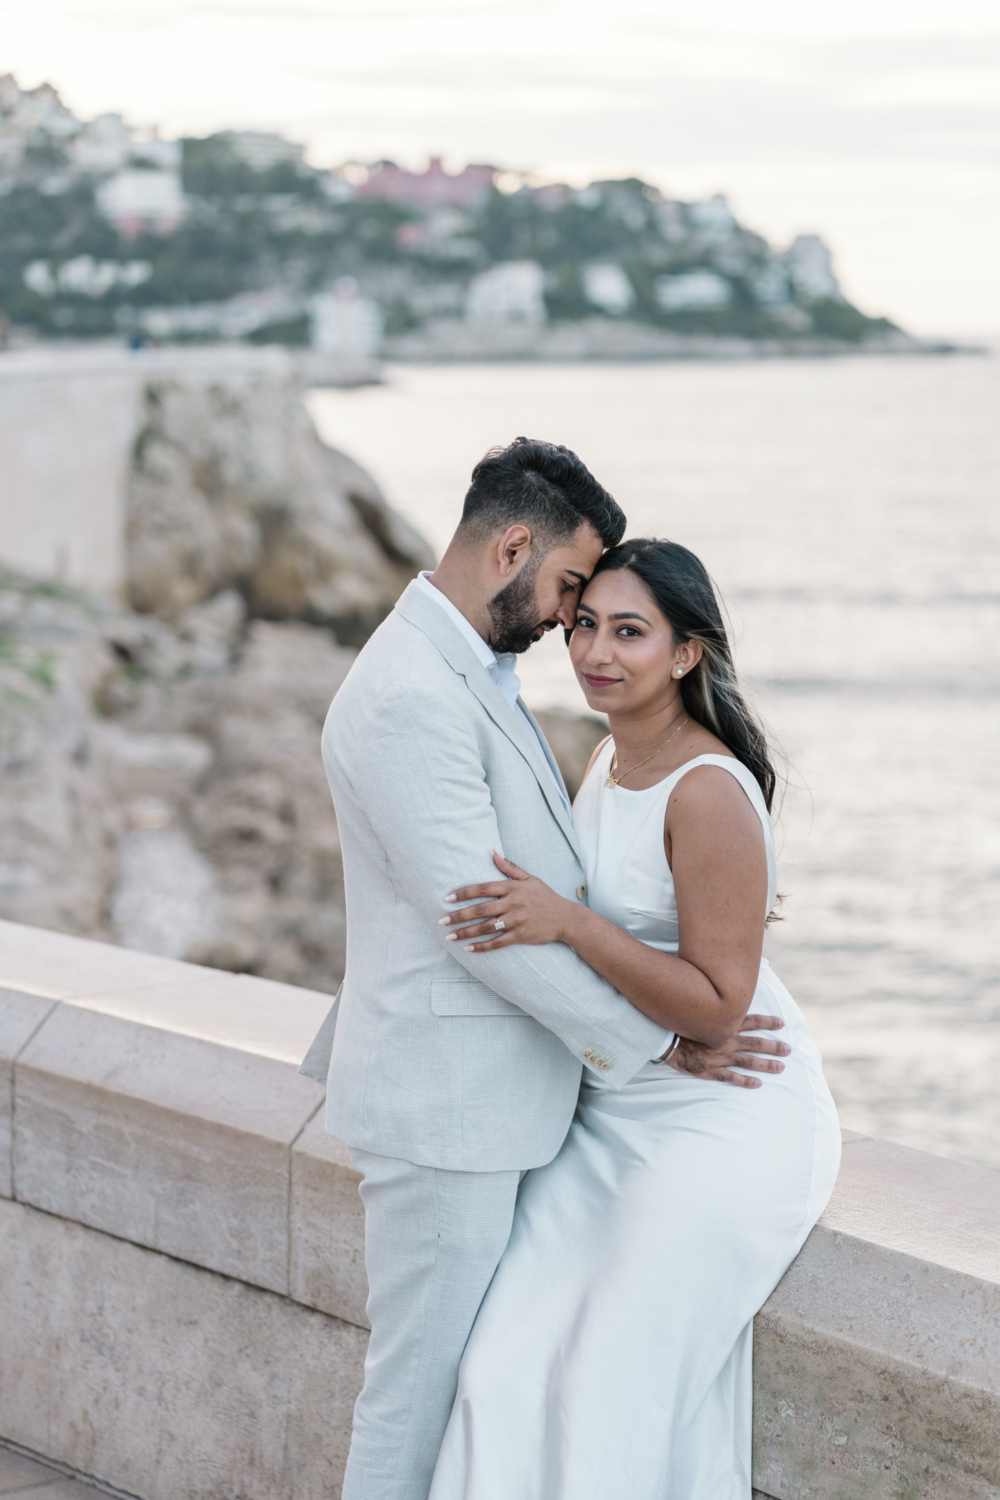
[667,1014,789,1089]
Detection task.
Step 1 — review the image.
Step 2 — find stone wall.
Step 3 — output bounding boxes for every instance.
[1,920,998,1499]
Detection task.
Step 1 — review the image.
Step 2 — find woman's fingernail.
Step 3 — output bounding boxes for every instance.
[445,933,457,942]
[465,945,476,952]
[445,893,457,902]
[438,916,450,925]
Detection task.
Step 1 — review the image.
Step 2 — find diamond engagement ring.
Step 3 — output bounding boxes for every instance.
[494,919,505,931]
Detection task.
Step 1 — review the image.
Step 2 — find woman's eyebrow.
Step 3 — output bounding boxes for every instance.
[608,611,652,624]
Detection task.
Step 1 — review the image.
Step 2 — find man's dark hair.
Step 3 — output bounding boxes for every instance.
[459,437,626,551]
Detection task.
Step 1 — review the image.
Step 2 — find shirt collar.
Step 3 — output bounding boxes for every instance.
[414,573,567,811]
[415,571,497,672]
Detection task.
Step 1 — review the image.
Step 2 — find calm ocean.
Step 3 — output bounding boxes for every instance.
[309,353,1000,1171]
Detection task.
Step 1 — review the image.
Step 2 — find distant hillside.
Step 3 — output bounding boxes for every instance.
[0,73,901,351]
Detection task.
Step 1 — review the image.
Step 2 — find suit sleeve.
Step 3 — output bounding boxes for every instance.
[336,686,669,1086]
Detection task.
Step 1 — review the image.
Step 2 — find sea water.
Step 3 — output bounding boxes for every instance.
[309,353,1000,1170]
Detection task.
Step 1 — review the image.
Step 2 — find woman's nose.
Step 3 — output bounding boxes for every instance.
[584,632,614,664]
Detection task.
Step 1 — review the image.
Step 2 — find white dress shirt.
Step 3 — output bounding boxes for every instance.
[416,573,570,814]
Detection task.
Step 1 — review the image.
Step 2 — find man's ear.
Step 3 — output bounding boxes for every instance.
[495,524,532,576]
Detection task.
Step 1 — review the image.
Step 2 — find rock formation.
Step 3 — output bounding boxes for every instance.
[0,569,355,988]
[531,708,607,801]
[126,368,432,644]
[0,374,605,993]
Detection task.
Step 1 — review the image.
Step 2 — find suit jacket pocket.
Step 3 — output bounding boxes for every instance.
[430,980,529,1017]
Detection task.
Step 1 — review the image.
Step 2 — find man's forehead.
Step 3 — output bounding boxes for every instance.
[553,522,606,568]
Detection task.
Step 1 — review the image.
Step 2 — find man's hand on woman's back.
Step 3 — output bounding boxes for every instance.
[669,1014,790,1089]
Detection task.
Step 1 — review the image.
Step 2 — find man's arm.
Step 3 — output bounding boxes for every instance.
[335,690,667,1087]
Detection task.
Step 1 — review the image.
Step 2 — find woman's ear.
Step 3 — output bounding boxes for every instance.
[674,639,703,677]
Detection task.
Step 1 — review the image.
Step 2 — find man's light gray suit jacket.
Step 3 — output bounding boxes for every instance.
[304,579,667,1173]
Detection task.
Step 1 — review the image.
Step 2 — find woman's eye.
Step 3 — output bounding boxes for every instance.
[576,616,595,629]
[617,626,640,638]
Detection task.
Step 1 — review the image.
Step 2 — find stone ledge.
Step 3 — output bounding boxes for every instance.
[0,987,57,1200]
[0,920,332,1065]
[753,1136,1000,1499]
[1,921,340,1300]
[15,1004,323,1293]
[0,1440,129,1499]
[0,1199,366,1500]
[2,921,1000,1499]
[290,1110,369,1328]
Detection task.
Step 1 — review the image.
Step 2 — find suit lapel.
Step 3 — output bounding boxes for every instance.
[517,696,575,816]
[396,584,582,858]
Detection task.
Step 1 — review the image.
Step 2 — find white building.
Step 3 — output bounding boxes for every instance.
[311,279,382,357]
[748,262,792,307]
[582,263,635,315]
[96,170,186,237]
[23,257,152,299]
[466,261,546,325]
[225,132,304,171]
[67,114,133,176]
[139,287,301,342]
[131,135,182,171]
[654,270,733,311]
[0,74,78,181]
[686,195,738,243]
[784,235,843,302]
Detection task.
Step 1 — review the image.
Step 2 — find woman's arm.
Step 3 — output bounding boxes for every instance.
[441,766,767,1050]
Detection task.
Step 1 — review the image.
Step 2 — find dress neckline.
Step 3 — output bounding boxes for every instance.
[603,747,740,796]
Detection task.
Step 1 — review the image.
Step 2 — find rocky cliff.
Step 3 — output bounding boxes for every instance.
[0,370,433,990]
[126,367,431,644]
[0,371,602,993]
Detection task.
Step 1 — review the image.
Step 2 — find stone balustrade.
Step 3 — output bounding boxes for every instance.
[1,918,998,1499]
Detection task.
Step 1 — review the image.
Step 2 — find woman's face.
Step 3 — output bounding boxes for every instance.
[569,567,699,716]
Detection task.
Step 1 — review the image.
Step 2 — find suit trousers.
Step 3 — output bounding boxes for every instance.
[343,1149,523,1500]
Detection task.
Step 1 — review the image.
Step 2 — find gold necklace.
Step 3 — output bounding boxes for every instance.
[605,717,689,789]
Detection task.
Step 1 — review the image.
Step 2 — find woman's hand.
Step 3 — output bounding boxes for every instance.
[439,851,577,951]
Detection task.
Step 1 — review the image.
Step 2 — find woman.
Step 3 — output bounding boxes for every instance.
[429,538,841,1499]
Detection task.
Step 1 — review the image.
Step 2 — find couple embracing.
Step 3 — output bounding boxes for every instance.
[301,437,841,1499]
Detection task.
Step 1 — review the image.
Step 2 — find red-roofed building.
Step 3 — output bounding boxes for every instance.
[356,157,496,209]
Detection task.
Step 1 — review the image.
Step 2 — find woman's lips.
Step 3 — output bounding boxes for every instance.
[583,673,622,687]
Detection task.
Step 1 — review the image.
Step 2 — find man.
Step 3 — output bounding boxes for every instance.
[301,437,788,1500]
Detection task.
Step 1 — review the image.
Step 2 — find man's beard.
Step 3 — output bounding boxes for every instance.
[487,561,555,655]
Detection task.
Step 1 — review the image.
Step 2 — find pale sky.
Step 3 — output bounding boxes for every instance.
[5,0,1000,334]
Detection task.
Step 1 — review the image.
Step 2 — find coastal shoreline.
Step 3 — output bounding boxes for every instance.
[380,317,978,363]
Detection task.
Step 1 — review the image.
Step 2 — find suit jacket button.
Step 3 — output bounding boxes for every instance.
[576,884,587,900]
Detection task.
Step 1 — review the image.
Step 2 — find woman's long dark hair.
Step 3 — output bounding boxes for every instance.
[590,538,778,811]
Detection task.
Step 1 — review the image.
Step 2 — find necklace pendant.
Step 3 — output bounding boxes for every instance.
[604,774,618,789]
